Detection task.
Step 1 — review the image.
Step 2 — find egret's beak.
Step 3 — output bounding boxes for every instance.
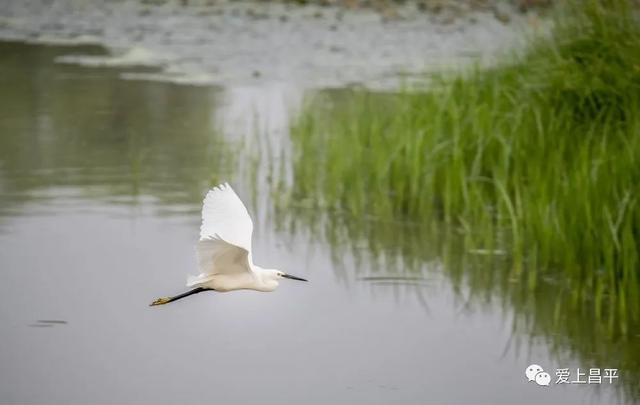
[282,273,308,282]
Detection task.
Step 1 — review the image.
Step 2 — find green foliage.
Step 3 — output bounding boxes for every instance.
[281,1,640,396]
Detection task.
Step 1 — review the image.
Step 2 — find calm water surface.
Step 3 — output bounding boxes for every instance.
[0,42,629,405]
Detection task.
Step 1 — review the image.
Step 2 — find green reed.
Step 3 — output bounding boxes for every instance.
[283,0,640,340]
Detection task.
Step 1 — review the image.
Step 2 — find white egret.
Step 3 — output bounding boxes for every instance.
[150,183,307,306]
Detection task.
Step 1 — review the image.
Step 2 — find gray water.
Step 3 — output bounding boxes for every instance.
[0,41,628,405]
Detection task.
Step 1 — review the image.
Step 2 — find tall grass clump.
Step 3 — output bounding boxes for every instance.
[285,0,640,339]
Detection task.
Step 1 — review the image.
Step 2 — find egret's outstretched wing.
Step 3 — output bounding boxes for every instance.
[199,183,253,250]
[190,238,251,287]
[190,184,254,285]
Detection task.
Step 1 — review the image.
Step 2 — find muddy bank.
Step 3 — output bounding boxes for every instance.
[0,0,545,89]
[259,0,553,22]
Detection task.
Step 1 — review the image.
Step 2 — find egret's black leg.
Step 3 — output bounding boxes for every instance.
[149,287,214,306]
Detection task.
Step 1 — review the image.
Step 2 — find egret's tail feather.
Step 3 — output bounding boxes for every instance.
[186,273,215,288]
[186,274,201,287]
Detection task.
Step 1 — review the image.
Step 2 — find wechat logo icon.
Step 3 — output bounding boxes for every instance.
[526,364,551,386]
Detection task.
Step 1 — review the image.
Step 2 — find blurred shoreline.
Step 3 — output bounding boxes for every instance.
[0,0,548,90]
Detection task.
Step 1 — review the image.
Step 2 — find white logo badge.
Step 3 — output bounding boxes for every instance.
[526,364,549,386]
[526,364,544,382]
[535,371,551,386]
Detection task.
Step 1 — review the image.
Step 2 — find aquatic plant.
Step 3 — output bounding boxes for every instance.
[278,1,640,398]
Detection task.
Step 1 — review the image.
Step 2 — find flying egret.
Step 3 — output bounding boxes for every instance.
[150,183,307,306]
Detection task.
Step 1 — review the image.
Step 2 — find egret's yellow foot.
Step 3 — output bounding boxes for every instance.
[150,297,171,306]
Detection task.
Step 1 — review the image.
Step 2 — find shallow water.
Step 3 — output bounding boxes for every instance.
[0,42,631,405]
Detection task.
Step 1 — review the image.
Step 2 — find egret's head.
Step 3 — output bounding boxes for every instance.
[270,270,308,282]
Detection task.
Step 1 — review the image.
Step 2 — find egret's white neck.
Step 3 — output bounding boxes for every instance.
[252,267,279,292]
